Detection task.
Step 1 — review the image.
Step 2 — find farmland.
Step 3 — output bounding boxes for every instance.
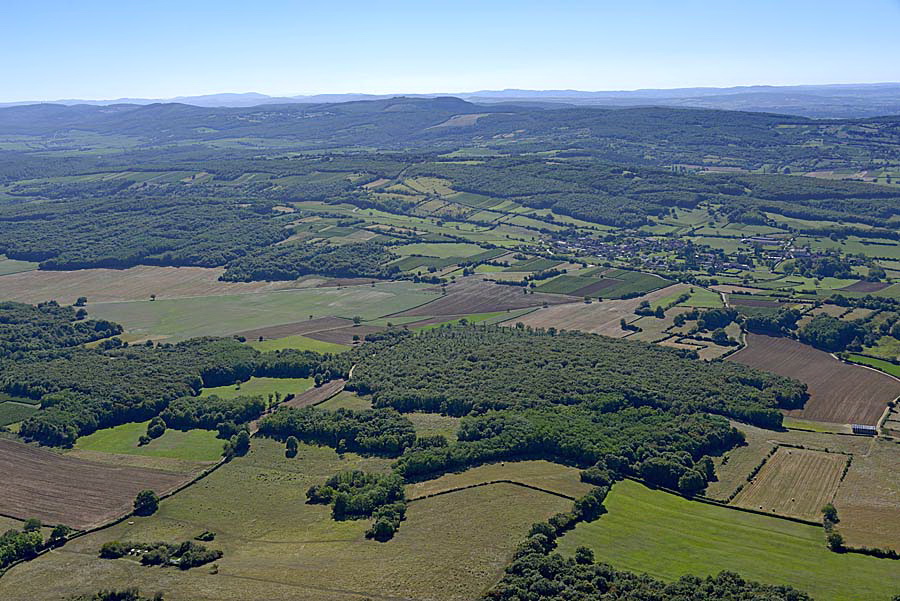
[507,283,689,337]
[557,479,900,601]
[87,282,438,341]
[0,440,571,601]
[200,376,314,400]
[0,439,198,530]
[731,447,847,521]
[392,276,572,317]
[729,333,900,425]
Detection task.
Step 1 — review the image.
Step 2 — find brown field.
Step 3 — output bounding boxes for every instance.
[0,439,195,529]
[235,316,353,340]
[729,334,900,425]
[281,379,346,409]
[731,447,847,521]
[506,283,689,337]
[729,297,781,308]
[392,276,572,317]
[840,280,890,293]
[841,307,875,321]
[0,266,311,304]
[809,304,848,317]
[834,439,900,551]
[711,284,768,294]
[305,325,385,345]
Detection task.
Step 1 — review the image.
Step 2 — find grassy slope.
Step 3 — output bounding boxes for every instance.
[74,421,223,462]
[846,354,900,377]
[558,479,900,601]
[247,335,349,354]
[199,377,313,400]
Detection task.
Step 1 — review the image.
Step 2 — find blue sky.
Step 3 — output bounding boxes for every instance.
[3,0,900,101]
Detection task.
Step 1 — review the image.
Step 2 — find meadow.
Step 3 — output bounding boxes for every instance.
[247,334,350,354]
[0,440,572,601]
[87,282,438,340]
[199,377,314,400]
[74,421,224,462]
[557,479,900,601]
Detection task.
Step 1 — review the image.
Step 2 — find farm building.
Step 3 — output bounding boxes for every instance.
[852,424,878,436]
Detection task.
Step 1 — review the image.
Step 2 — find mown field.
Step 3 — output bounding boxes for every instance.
[199,377,314,400]
[0,440,572,601]
[87,281,438,341]
[731,447,847,521]
[557,479,900,601]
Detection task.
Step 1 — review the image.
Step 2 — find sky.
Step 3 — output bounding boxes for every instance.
[3,0,900,102]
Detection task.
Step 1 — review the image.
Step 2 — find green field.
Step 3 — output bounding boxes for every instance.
[678,287,723,308]
[0,255,39,276]
[74,420,223,461]
[200,376,313,400]
[87,282,437,340]
[248,335,349,354]
[0,401,38,426]
[846,354,900,378]
[391,242,486,258]
[558,479,900,601]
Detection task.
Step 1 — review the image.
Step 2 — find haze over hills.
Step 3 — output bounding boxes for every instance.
[3,82,900,118]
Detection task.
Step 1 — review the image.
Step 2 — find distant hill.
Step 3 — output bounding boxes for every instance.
[3,83,899,118]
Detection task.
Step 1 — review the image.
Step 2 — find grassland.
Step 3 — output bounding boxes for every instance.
[557,479,900,601]
[315,390,373,411]
[247,335,349,354]
[0,440,572,601]
[0,401,38,426]
[73,421,224,462]
[678,286,723,308]
[87,281,438,340]
[200,377,314,400]
[846,354,900,377]
[406,460,592,500]
[0,255,38,276]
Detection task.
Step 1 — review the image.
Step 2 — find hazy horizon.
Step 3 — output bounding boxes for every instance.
[4,0,900,103]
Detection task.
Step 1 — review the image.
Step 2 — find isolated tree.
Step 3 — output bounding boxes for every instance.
[134,490,159,516]
[285,435,299,458]
[352,316,362,325]
[74,296,88,307]
[23,518,42,532]
[147,416,166,439]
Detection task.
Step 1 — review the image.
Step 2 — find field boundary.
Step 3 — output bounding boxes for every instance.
[407,479,577,503]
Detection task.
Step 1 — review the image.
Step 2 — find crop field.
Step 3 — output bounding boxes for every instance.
[391,276,571,317]
[834,439,900,551]
[729,333,900,425]
[87,282,438,341]
[731,447,847,521]
[279,379,346,409]
[0,265,310,305]
[0,440,572,601]
[235,316,354,340]
[508,284,689,337]
[557,479,900,601]
[392,242,490,258]
[0,439,195,530]
[74,421,224,462]
[200,377,314,400]
[247,334,349,354]
[305,324,384,345]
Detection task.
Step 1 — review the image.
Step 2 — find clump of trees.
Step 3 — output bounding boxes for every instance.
[99,540,222,570]
[799,314,863,352]
[258,406,415,457]
[306,470,406,540]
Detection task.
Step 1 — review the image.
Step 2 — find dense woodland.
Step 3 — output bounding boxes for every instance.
[348,325,806,428]
[0,301,121,355]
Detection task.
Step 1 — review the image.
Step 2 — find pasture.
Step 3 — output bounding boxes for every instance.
[0,439,196,530]
[834,439,900,551]
[729,333,900,425]
[74,421,224,462]
[557,479,900,601]
[0,265,308,305]
[200,377,314,401]
[731,447,847,521]
[87,282,438,341]
[0,255,38,276]
[406,460,591,500]
[0,440,572,601]
[247,334,349,354]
